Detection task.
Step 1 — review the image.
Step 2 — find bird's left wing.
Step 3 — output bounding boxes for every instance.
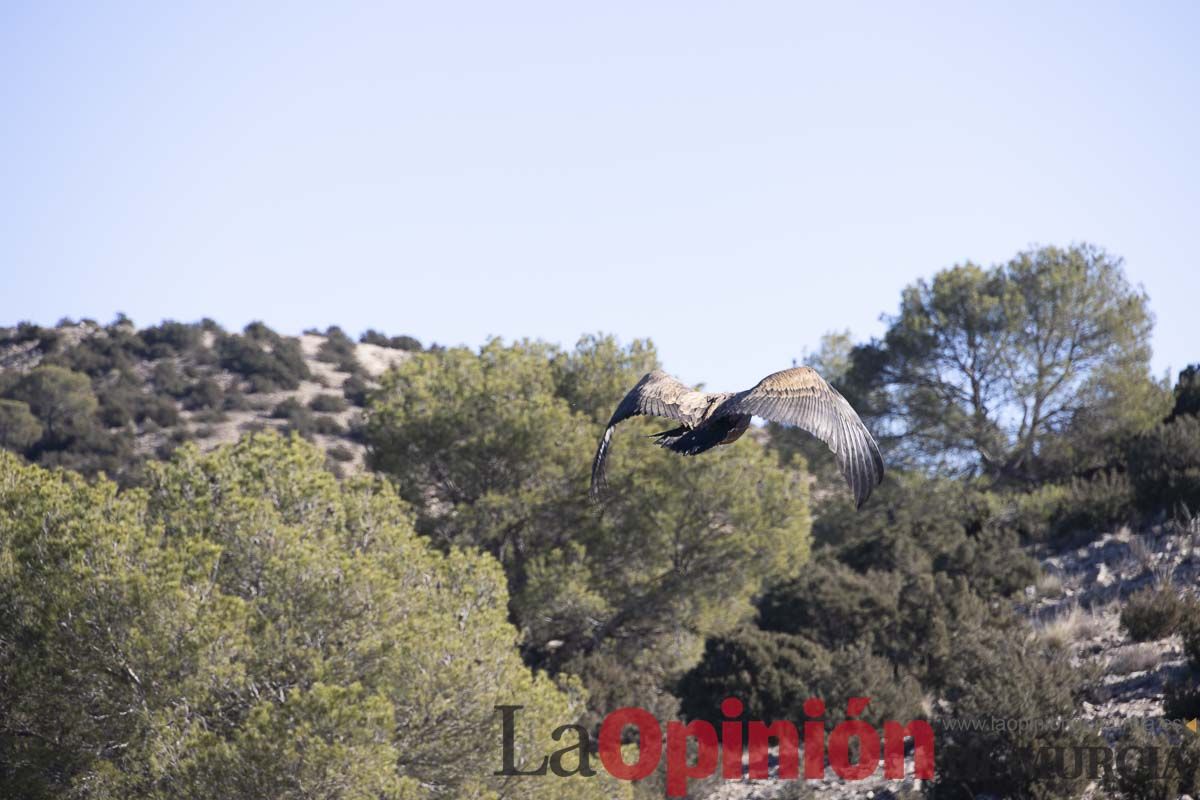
[725,366,884,508]
[590,370,709,500]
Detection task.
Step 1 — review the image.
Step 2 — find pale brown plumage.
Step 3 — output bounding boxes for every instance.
[590,366,884,509]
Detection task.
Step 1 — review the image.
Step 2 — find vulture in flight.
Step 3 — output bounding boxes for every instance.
[590,367,884,508]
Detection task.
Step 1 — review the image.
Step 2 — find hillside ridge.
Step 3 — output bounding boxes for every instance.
[0,317,420,482]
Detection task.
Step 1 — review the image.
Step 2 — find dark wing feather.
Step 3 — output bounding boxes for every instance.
[590,370,709,500]
[725,366,884,508]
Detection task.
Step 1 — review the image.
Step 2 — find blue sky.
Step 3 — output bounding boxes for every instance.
[3,2,1197,392]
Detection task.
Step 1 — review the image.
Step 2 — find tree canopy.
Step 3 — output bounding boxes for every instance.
[0,433,624,800]
[847,244,1167,482]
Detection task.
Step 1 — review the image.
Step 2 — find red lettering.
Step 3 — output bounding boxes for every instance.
[665,720,718,797]
[747,720,800,779]
[883,720,935,779]
[597,707,662,781]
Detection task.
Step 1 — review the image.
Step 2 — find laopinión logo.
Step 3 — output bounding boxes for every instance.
[495,696,934,797]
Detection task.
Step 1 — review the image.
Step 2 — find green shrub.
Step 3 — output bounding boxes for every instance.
[309,393,347,413]
[5,321,61,351]
[223,387,250,411]
[1170,363,1200,421]
[192,408,227,424]
[0,399,43,451]
[96,381,139,428]
[1128,416,1200,515]
[192,343,218,367]
[758,557,902,653]
[313,415,346,436]
[816,473,1036,596]
[1002,471,1136,544]
[6,365,97,446]
[1006,483,1071,541]
[244,375,278,393]
[138,394,180,428]
[344,415,366,443]
[360,329,421,351]
[182,377,224,411]
[759,553,996,693]
[1184,610,1200,669]
[677,628,832,727]
[1164,679,1200,726]
[216,324,310,391]
[141,319,203,357]
[933,517,1040,599]
[1113,719,1200,800]
[327,444,355,462]
[151,360,189,397]
[316,326,361,372]
[358,329,389,347]
[35,426,144,487]
[1056,470,1136,536]
[271,398,316,438]
[271,398,303,419]
[1120,587,1187,642]
[819,643,924,729]
[933,624,1104,800]
[759,472,1037,697]
[678,629,922,738]
[342,373,370,406]
[397,337,423,351]
[43,333,135,378]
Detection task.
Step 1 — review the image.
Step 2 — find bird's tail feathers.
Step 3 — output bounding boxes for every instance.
[665,418,736,456]
[648,426,690,448]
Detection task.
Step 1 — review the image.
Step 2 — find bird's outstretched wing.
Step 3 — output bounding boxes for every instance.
[590,370,709,500]
[725,366,884,508]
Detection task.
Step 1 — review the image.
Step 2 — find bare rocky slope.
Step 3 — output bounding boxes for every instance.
[0,320,414,477]
[693,519,1200,800]
[157,331,411,471]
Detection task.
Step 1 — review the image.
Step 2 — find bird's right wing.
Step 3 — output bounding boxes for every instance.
[725,366,884,509]
[590,370,709,500]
